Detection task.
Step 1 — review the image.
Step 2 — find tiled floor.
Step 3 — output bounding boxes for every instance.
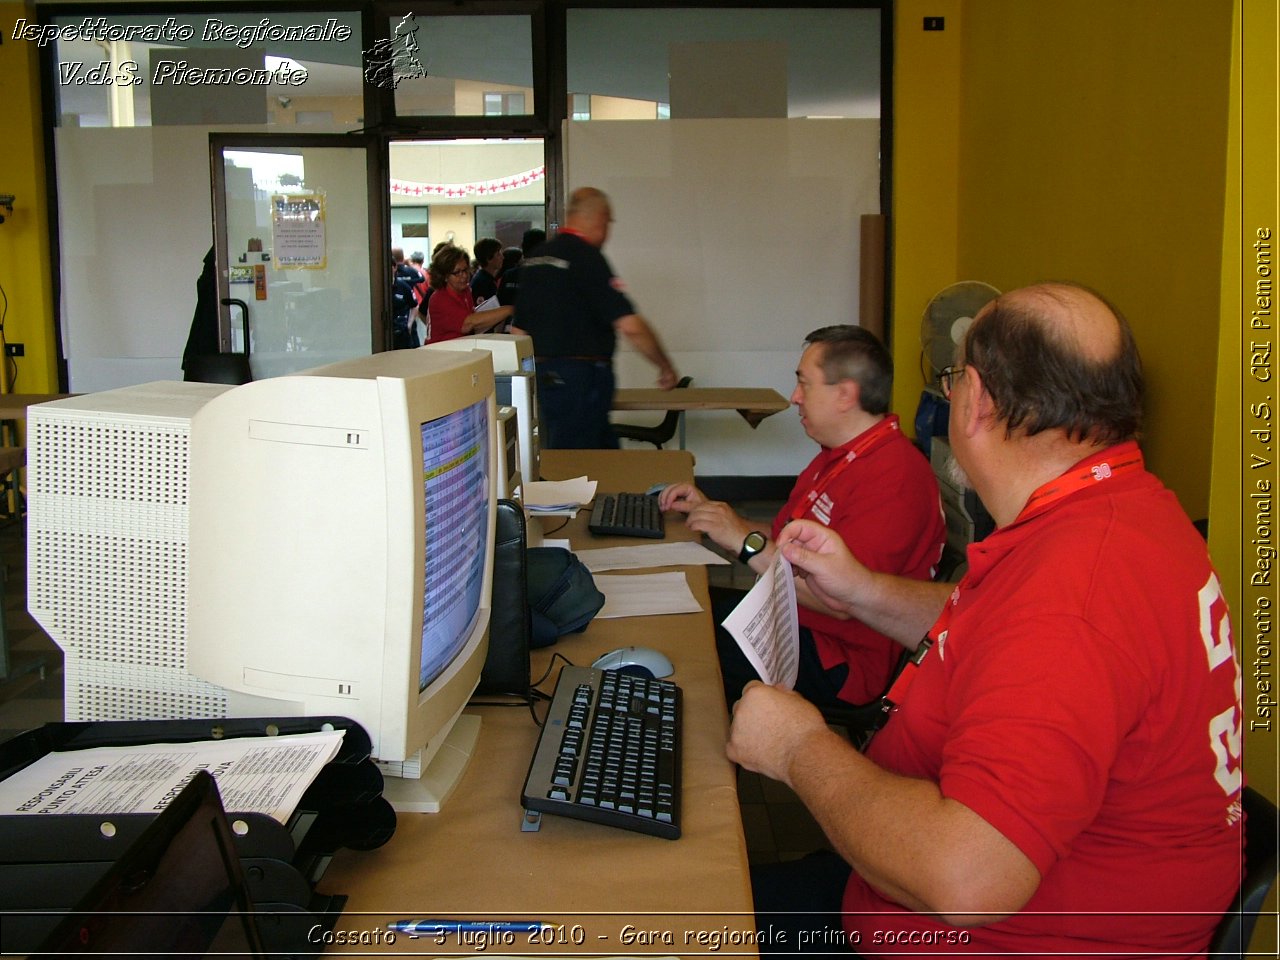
[0,497,828,865]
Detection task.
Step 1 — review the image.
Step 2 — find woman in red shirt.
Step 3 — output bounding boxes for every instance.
[425,245,513,343]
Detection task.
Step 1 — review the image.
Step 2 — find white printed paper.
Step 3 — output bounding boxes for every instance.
[722,553,800,688]
[574,541,731,572]
[523,476,597,512]
[593,571,704,619]
[0,730,345,825]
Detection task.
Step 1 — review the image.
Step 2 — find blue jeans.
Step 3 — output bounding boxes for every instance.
[537,358,619,450]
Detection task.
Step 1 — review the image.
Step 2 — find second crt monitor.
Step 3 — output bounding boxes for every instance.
[423,334,540,482]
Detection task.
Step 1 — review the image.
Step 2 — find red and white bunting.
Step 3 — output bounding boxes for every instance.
[390,166,546,198]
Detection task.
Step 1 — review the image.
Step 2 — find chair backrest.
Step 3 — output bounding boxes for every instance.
[1207,786,1279,960]
[613,376,693,447]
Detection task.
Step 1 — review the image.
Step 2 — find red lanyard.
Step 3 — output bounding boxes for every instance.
[1015,441,1143,525]
[872,442,1144,728]
[789,415,901,522]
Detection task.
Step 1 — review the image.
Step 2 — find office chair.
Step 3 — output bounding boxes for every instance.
[1207,786,1279,960]
[819,647,912,751]
[613,376,693,449]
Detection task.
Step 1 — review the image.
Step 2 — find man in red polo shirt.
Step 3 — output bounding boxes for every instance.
[730,283,1242,959]
[660,326,945,709]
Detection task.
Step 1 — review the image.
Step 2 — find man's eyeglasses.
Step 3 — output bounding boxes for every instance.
[937,365,965,399]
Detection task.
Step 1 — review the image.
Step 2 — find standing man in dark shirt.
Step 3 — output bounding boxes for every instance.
[513,188,678,449]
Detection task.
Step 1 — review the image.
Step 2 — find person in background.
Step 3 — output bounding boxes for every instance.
[498,246,523,283]
[730,282,1242,958]
[660,326,944,710]
[497,228,546,310]
[408,251,431,345]
[390,247,421,349]
[470,237,505,304]
[424,244,513,344]
[513,189,677,449]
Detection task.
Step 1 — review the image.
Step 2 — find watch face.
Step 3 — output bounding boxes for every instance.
[740,532,767,562]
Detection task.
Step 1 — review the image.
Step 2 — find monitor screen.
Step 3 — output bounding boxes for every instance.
[420,398,490,691]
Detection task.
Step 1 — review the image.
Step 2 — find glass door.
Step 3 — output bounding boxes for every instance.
[210,134,381,380]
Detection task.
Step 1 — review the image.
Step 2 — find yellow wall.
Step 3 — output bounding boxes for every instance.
[889,0,962,423]
[1212,5,1280,926]
[893,0,1234,522]
[0,2,58,394]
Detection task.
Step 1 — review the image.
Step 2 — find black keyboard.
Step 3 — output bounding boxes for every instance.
[588,492,665,539]
[521,665,681,839]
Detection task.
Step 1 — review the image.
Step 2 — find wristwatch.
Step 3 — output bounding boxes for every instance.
[738,531,768,564]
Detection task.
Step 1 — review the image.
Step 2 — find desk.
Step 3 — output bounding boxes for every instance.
[323,449,754,957]
[612,387,789,450]
[0,393,76,422]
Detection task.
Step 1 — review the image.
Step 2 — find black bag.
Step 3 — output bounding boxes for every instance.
[527,546,605,647]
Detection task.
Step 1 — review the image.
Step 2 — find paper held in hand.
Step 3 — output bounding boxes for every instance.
[722,552,800,689]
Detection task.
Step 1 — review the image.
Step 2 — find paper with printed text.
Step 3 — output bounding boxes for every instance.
[722,553,800,688]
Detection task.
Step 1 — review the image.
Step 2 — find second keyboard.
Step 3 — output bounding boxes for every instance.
[588,492,665,539]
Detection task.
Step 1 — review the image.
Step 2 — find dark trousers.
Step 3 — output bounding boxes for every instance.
[392,318,419,350]
[752,851,858,957]
[710,585,850,710]
[537,358,618,450]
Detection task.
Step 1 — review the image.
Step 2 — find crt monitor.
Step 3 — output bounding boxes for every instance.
[495,404,522,499]
[422,335,540,482]
[184,349,497,812]
[427,332,535,375]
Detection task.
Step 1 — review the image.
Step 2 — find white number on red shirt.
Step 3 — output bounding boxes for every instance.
[1198,573,1242,796]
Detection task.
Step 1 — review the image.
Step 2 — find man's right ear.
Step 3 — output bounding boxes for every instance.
[957,366,995,438]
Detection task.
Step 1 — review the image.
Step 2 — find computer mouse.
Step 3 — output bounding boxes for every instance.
[590,646,674,680]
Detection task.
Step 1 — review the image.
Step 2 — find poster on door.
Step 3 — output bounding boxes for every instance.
[271,193,327,269]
